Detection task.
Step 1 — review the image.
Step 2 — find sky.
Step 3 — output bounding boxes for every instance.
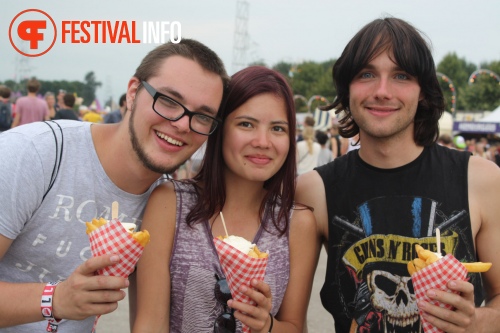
[1,0,500,108]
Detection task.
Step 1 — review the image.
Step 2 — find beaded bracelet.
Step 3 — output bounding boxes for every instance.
[41,282,62,332]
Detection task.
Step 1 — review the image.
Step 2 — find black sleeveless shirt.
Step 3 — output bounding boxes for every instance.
[315,144,483,333]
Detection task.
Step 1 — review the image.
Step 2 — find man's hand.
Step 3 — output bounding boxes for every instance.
[52,254,129,320]
[418,280,476,333]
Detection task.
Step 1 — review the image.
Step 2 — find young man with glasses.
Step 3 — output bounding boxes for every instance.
[0,39,228,333]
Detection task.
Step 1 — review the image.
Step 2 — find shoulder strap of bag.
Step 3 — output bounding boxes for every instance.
[42,121,64,200]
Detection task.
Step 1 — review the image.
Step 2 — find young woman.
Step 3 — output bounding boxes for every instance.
[296,126,321,174]
[132,66,319,333]
[44,91,57,120]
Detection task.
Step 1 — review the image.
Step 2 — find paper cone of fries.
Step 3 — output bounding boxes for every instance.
[214,237,268,333]
[412,254,468,333]
[88,218,145,276]
[87,218,148,332]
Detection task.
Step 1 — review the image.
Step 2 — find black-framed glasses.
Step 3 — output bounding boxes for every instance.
[214,274,236,333]
[141,81,220,136]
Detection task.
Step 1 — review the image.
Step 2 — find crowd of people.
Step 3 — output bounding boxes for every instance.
[1,16,500,333]
[0,80,127,133]
[294,115,362,175]
[438,133,500,166]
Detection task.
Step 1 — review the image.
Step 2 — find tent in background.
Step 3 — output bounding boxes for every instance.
[296,108,336,132]
[480,105,500,122]
[313,107,331,131]
[439,111,453,136]
[452,105,500,135]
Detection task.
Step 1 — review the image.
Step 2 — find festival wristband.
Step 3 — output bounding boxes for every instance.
[41,282,62,332]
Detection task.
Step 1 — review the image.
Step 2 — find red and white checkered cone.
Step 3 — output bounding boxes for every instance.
[214,237,268,333]
[87,218,146,332]
[412,254,468,333]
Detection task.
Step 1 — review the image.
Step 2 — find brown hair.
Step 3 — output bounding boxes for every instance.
[0,85,11,99]
[304,115,315,127]
[63,93,76,108]
[26,78,41,93]
[322,17,445,146]
[134,38,229,89]
[187,66,297,236]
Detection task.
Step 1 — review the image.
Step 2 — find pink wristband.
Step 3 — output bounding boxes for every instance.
[41,282,62,332]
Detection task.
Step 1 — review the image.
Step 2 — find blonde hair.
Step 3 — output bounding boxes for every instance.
[302,126,315,154]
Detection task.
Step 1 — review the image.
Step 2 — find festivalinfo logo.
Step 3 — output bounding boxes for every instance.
[9,8,182,57]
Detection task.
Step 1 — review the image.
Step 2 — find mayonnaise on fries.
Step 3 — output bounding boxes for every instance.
[408,244,491,275]
[85,217,150,247]
[217,235,268,259]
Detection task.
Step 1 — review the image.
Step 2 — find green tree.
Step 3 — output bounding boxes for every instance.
[2,80,20,93]
[2,74,99,105]
[271,60,337,113]
[462,66,500,111]
[248,59,267,67]
[488,61,500,77]
[436,52,476,111]
[272,61,293,78]
[81,71,102,106]
[38,79,86,102]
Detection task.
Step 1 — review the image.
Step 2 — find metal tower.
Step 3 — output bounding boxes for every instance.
[232,0,250,74]
[14,41,32,83]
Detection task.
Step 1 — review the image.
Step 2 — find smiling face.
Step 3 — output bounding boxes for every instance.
[222,93,290,183]
[349,50,422,143]
[127,55,224,174]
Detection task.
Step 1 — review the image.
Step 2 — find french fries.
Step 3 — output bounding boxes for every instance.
[408,244,491,275]
[462,262,492,273]
[131,230,150,247]
[248,245,268,259]
[85,218,108,234]
[85,217,150,247]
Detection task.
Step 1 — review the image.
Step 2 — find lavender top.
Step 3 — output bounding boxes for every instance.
[169,181,290,333]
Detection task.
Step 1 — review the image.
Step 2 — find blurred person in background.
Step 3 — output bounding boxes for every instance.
[11,78,49,128]
[453,135,467,151]
[44,92,57,120]
[82,104,103,123]
[104,94,127,124]
[316,130,333,166]
[296,126,320,174]
[53,93,79,121]
[438,133,453,148]
[473,140,488,159]
[329,121,342,158]
[0,85,13,132]
[56,89,66,110]
[296,115,315,142]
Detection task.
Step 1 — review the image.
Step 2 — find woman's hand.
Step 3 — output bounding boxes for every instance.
[227,279,273,333]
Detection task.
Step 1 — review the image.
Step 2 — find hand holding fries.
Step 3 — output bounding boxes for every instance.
[85,202,149,332]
